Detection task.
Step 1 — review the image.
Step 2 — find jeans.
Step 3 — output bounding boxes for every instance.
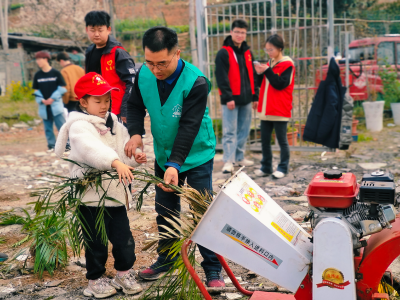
[222,103,252,163]
[78,205,136,280]
[154,159,221,273]
[43,113,66,149]
[260,121,290,174]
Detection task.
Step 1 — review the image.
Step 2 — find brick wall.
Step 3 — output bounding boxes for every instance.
[113,0,190,26]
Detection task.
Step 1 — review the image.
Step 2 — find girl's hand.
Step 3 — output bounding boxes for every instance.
[255,63,269,74]
[111,160,135,184]
[135,152,147,164]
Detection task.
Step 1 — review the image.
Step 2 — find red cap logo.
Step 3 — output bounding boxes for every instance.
[75,72,119,100]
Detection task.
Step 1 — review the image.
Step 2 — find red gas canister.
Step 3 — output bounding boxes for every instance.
[304,170,359,208]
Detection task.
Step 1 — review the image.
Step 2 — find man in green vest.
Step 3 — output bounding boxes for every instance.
[125,27,224,287]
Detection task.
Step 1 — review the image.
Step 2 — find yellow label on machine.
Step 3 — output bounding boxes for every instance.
[272,222,294,242]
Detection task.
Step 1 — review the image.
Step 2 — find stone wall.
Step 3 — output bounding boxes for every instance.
[113,0,190,26]
[0,45,27,94]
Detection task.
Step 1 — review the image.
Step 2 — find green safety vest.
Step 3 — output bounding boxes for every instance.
[138,60,216,172]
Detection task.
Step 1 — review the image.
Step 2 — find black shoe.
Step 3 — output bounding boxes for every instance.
[205,270,225,287]
[138,260,172,281]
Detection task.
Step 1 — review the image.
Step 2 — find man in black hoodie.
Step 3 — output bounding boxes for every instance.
[215,20,258,173]
[85,11,136,123]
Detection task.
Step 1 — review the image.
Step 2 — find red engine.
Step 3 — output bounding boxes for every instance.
[304,170,359,209]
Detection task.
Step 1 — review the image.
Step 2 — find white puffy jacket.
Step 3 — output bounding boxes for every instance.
[55,111,141,207]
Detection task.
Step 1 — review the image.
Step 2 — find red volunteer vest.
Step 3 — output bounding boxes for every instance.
[100,46,127,115]
[257,57,295,118]
[219,46,255,96]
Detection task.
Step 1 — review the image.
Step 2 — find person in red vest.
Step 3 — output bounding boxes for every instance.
[253,34,295,179]
[215,20,259,174]
[84,11,136,124]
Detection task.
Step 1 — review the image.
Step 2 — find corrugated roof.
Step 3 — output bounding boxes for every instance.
[7,34,88,49]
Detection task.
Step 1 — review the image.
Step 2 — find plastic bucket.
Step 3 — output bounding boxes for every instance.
[391,103,400,125]
[362,101,384,132]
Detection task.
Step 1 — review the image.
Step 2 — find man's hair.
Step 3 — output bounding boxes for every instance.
[231,19,248,31]
[85,11,110,28]
[142,26,178,53]
[56,52,70,62]
[266,34,285,51]
[35,51,51,61]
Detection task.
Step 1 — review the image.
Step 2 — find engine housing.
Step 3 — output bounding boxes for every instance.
[305,171,397,249]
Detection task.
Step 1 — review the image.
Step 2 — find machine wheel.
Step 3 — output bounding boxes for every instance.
[379,272,400,298]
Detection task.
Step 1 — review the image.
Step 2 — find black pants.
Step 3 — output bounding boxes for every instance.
[154,159,221,273]
[260,121,290,174]
[78,205,136,280]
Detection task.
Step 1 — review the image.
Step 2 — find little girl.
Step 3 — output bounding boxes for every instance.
[55,72,146,298]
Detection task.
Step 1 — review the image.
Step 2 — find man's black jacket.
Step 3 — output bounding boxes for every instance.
[215,36,259,105]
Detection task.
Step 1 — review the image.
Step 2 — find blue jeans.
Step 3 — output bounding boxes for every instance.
[260,121,290,174]
[154,159,221,273]
[222,103,252,163]
[43,113,66,149]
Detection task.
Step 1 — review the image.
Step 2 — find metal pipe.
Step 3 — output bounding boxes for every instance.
[345,31,350,91]
[328,0,334,59]
[215,254,254,296]
[195,0,207,74]
[180,240,212,300]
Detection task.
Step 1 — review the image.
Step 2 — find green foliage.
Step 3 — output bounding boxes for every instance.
[0,213,26,225]
[208,21,230,35]
[170,25,190,34]
[141,188,212,300]
[10,3,24,10]
[116,18,165,33]
[5,158,211,288]
[23,162,188,279]
[358,133,373,142]
[378,64,400,109]
[116,18,189,40]
[6,81,34,102]
[212,119,223,143]
[141,244,203,300]
[30,212,69,277]
[19,113,34,123]
[353,106,365,118]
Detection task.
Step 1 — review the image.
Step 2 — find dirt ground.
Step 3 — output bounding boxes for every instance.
[1,120,400,299]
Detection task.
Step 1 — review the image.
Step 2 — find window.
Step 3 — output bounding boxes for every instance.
[377,42,395,65]
[397,43,400,65]
[348,46,375,62]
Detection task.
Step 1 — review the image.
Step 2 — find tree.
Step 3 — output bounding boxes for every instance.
[17,0,102,52]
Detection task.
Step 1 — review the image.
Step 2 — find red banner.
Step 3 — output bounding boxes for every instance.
[316,280,350,289]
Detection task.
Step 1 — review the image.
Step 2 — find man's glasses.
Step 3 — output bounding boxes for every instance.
[144,51,177,71]
[232,31,247,36]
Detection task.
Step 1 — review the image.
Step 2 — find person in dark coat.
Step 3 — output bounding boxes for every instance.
[303,57,346,149]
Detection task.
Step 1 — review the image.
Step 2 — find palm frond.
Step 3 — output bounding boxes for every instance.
[140,188,214,300]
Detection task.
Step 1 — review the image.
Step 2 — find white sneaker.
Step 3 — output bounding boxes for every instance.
[222,162,234,174]
[83,277,117,298]
[254,169,270,177]
[237,158,254,167]
[272,171,285,179]
[111,270,143,295]
[46,148,54,153]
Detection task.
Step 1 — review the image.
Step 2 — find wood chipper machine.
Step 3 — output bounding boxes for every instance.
[182,169,400,300]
